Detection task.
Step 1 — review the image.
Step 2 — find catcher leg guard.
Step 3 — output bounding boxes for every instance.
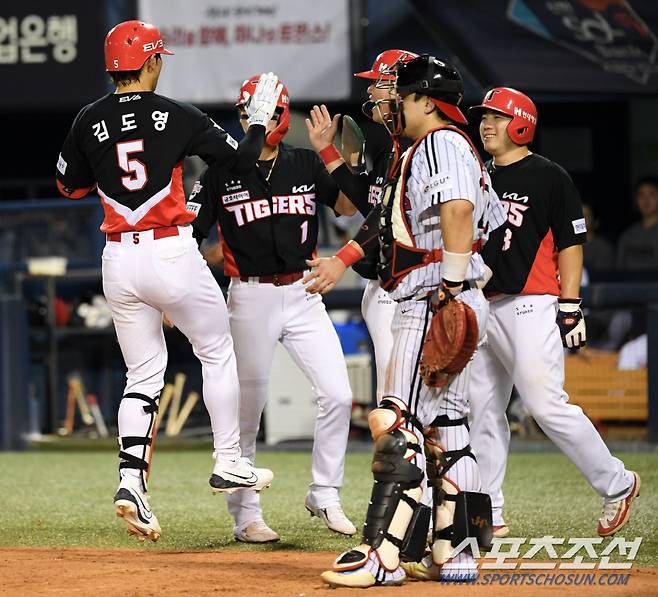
[426,417,492,566]
[321,398,423,588]
[114,393,162,542]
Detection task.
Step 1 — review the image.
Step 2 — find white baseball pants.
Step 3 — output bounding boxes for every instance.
[469,294,635,526]
[102,225,242,480]
[361,279,396,403]
[225,276,353,528]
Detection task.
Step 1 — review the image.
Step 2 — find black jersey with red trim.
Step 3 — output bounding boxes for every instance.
[56,91,240,233]
[190,143,339,277]
[482,153,586,296]
[336,141,411,217]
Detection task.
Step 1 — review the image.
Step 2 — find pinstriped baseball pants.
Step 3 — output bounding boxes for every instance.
[383,288,490,496]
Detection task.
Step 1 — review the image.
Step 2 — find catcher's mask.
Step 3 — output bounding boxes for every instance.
[358,51,417,138]
[236,75,290,146]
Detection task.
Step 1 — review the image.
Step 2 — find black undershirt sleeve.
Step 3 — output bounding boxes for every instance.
[232,125,266,175]
[352,204,382,250]
[329,162,372,216]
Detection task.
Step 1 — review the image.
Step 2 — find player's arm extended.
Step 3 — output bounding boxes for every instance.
[231,125,266,174]
[306,104,371,215]
[334,192,358,216]
[304,204,380,294]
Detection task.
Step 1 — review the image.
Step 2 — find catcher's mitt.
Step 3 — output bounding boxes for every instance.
[420,299,478,388]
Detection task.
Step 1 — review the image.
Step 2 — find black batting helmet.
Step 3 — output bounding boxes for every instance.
[395,55,467,124]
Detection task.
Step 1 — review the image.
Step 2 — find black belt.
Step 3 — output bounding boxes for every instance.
[396,280,473,303]
[239,272,304,286]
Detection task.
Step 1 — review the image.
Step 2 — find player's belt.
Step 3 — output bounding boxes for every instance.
[239,272,304,286]
[396,280,474,303]
[106,225,180,242]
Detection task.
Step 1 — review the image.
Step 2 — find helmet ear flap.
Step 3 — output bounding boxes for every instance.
[265,108,290,146]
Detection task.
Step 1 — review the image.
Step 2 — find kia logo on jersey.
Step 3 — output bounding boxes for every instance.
[502,191,529,203]
[292,184,315,193]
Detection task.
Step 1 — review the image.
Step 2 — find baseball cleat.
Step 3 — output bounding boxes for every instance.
[209,454,273,494]
[401,556,440,582]
[438,552,479,582]
[320,550,406,588]
[234,520,280,543]
[114,486,161,542]
[305,495,357,536]
[493,524,510,538]
[597,471,641,537]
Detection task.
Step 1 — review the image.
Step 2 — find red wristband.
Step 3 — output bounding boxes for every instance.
[319,144,342,166]
[335,243,363,267]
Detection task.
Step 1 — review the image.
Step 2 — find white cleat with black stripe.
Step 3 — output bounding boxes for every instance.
[209,455,273,494]
[114,485,161,542]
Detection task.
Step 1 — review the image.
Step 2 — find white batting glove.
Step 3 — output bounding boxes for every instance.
[557,298,587,349]
[245,72,282,127]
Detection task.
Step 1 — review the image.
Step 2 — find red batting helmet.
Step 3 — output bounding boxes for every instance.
[105,20,174,72]
[468,87,537,145]
[236,75,290,147]
[354,49,419,80]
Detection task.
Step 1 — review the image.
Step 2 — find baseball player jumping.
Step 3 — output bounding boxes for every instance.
[55,20,280,542]
[467,88,640,538]
[190,75,358,543]
[305,49,417,402]
[311,55,507,587]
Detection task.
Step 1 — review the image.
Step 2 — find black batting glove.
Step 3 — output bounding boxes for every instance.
[557,298,587,349]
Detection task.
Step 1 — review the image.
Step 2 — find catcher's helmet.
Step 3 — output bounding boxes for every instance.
[354,49,418,81]
[395,55,467,125]
[468,87,537,145]
[236,75,290,147]
[105,20,173,72]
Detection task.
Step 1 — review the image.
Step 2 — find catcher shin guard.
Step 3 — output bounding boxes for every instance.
[117,392,159,492]
[332,397,423,577]
[425,417,492,564]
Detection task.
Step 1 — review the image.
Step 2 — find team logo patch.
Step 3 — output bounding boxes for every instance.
[56,154,67,175]
[222,190,250,205]
[572,217,587,234]
[368,184,382,204]
[423,172,452,194]
[225,134,238,150]
[186,201,201,215]
[189,180,203,200]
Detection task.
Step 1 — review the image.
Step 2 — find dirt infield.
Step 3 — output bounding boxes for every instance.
[1,549,656,596]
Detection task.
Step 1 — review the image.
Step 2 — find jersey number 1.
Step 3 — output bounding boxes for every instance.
[116,140,148,191]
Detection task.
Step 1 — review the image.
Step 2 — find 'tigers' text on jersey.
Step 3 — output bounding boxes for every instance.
[223,193,317,226]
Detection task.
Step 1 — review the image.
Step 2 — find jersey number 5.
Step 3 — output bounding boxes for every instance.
[116,140,148,191]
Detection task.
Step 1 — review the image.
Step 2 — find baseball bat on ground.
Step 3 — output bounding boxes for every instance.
[70,377,94,427]
[169,391,199,436]
[165,373,186,436]
[59,379,77,435]
[155,383,174,430]
[86,394,109,438]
